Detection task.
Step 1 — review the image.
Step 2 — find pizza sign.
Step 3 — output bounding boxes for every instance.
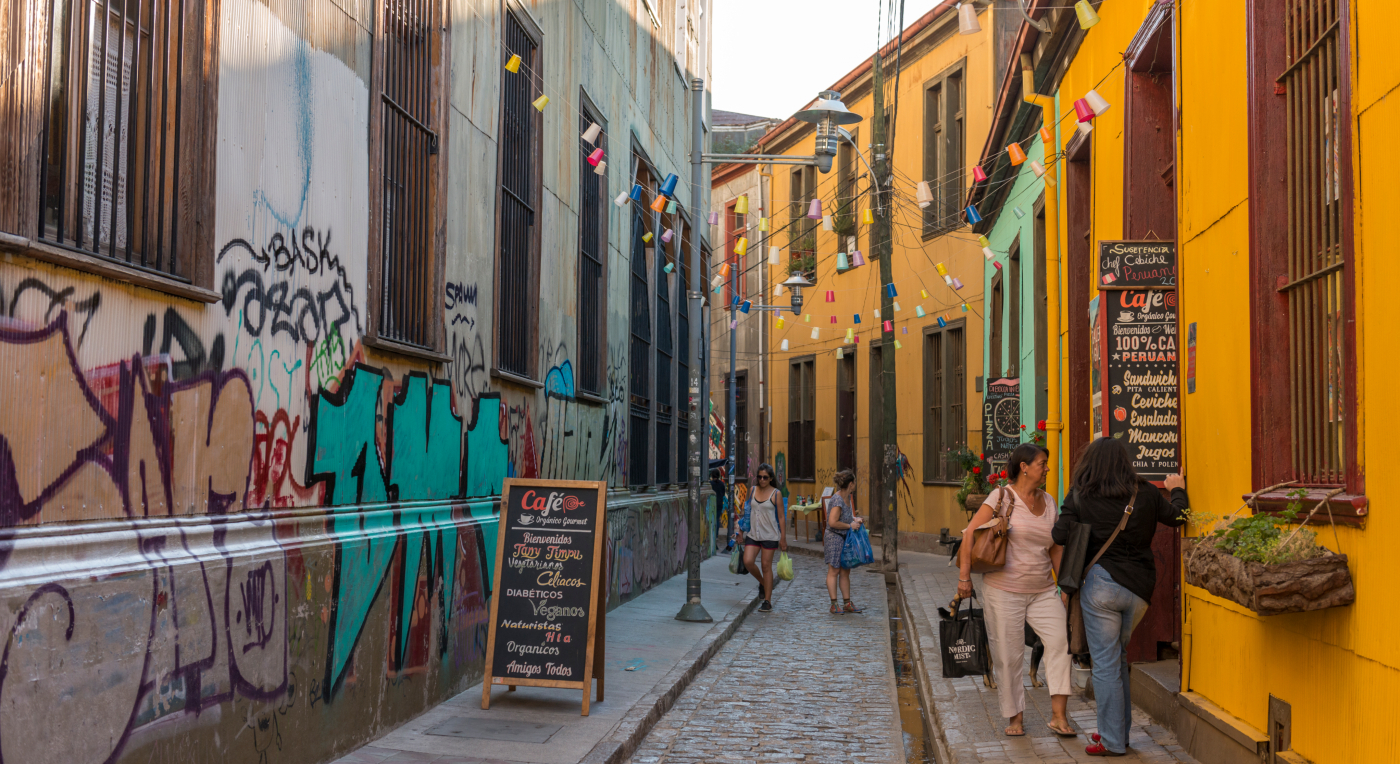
[982,377,1020,472]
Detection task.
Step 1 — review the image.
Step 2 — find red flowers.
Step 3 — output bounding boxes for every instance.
[1037,419,1046,430]
[1020,424,1027,429]
[999,470,1007,478]
[979,453,985,460]
[972,467,981,474]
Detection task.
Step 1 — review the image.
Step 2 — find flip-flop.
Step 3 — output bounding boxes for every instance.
[1004,727,1025,737]
[1047,722,1077,737]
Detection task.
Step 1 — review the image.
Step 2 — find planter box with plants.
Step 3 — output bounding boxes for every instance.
[1183,488,1356,616]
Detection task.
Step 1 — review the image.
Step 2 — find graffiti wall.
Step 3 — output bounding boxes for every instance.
[0,0,707,761]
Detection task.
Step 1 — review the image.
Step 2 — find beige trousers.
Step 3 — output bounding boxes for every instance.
[981,585,1073,719]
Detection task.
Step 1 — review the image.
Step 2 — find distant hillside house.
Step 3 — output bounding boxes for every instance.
[712,110,780,154]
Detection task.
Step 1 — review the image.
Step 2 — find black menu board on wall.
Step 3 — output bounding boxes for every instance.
[982,378,1021,472]
[482,479,607,715]
[1098,240,1176,290]
[1103,289,1180,480]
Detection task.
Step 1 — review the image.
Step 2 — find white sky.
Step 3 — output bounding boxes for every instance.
[710,0,948,120]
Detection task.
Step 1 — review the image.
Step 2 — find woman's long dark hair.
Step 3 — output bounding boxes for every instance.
[1070,437,1141,499]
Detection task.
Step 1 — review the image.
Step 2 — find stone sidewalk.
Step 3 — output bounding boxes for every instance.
[897,549,1197,763]
[328,552,759,764]
[626,553,907,764]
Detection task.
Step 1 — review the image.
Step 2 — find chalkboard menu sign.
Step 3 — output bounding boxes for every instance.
[1103,289,1180,479]
[482,479,607,715]
[1098,240,1176,290]
[982,378,1021,472]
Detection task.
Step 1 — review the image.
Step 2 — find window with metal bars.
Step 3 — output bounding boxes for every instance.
[377,0,441,350]
[495,9,541,376]
[787,358,815,481]
[924,321,966,483]
[1249,0,1355,493]
[629,191,653,486]
[1280,0,1346,485]
[578,100,607,397]
[656,236,674,485]
[922,62,965,236]
[677,220,691,483]
[32,0,218,282]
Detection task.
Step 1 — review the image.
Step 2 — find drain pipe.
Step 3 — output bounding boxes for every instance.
[1021,58,1063,499]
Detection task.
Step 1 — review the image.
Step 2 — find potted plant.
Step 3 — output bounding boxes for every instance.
[1183,488,1356,616]
[952,448,990,512]
[786,252,816,277]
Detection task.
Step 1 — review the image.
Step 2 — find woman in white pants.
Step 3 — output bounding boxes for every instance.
[957,442,1074,738]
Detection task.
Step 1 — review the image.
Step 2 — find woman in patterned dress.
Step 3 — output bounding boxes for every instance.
[824,469,865,614]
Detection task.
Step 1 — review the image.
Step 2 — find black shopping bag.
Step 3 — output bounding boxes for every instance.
[938,594,990,679]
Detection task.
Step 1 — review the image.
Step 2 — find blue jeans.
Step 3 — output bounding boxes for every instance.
[1080,564,1147,753]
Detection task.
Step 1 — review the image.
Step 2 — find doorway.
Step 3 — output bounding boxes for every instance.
[837,354,856,473]
[868,343,885,533]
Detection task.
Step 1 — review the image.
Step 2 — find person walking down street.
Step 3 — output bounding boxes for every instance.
[958,443,1075,738]
[1053,437,1189,757]
[737,464,786,612]
[824,469,865,615]
[710,468,731,551]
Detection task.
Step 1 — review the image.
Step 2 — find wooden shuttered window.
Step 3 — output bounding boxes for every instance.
[922,61,965,236]
[924,321,966,483]
[788,358,815,481]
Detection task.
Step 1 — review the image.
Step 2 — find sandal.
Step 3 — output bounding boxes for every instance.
[843,601,865,614]
[830,603,845,615]
[1047,722,1077,737]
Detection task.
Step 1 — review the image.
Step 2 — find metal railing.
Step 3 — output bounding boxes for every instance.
[496,12,537,371]
[1281,0,1345,484]
[379,0,438,348]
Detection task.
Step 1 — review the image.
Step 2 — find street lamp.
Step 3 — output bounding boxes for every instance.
[782,273,813,316]
[792,90,864,173]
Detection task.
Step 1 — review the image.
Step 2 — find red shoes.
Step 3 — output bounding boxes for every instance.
[1086,734,1126,757]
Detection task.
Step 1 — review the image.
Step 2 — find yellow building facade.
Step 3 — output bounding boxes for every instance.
[1042,1,1397,761]
[755,3,1012,547]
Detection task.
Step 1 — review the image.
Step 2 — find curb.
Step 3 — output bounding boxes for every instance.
[579,575,774,764]
[895,565,956,764]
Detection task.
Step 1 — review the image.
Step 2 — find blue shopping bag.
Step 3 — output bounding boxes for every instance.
[840,525,875,568]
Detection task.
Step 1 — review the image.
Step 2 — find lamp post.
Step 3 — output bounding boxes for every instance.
[678,91,869,622]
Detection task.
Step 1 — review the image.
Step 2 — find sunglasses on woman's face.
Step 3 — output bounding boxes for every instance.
[758,474,771,482]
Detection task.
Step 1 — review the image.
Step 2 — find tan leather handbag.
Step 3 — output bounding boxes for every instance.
[967,489,1014,574]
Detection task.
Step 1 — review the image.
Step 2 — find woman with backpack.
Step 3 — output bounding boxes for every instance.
[1053,437,1188,757]
[824,469,865,615]
[956,443,1074,738]
[736,463,786,612]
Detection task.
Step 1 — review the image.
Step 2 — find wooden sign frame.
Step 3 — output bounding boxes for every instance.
[481,478,608,715]
[1096,239,1177,291]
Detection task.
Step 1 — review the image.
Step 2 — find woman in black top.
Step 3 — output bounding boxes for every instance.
[1051,438,1189,757]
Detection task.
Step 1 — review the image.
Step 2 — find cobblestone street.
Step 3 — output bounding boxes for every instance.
[628,553,907,764]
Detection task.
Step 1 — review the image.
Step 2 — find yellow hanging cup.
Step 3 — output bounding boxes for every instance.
[862,208,874,225]
[532,94,549,111]
[504,54,522,73]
